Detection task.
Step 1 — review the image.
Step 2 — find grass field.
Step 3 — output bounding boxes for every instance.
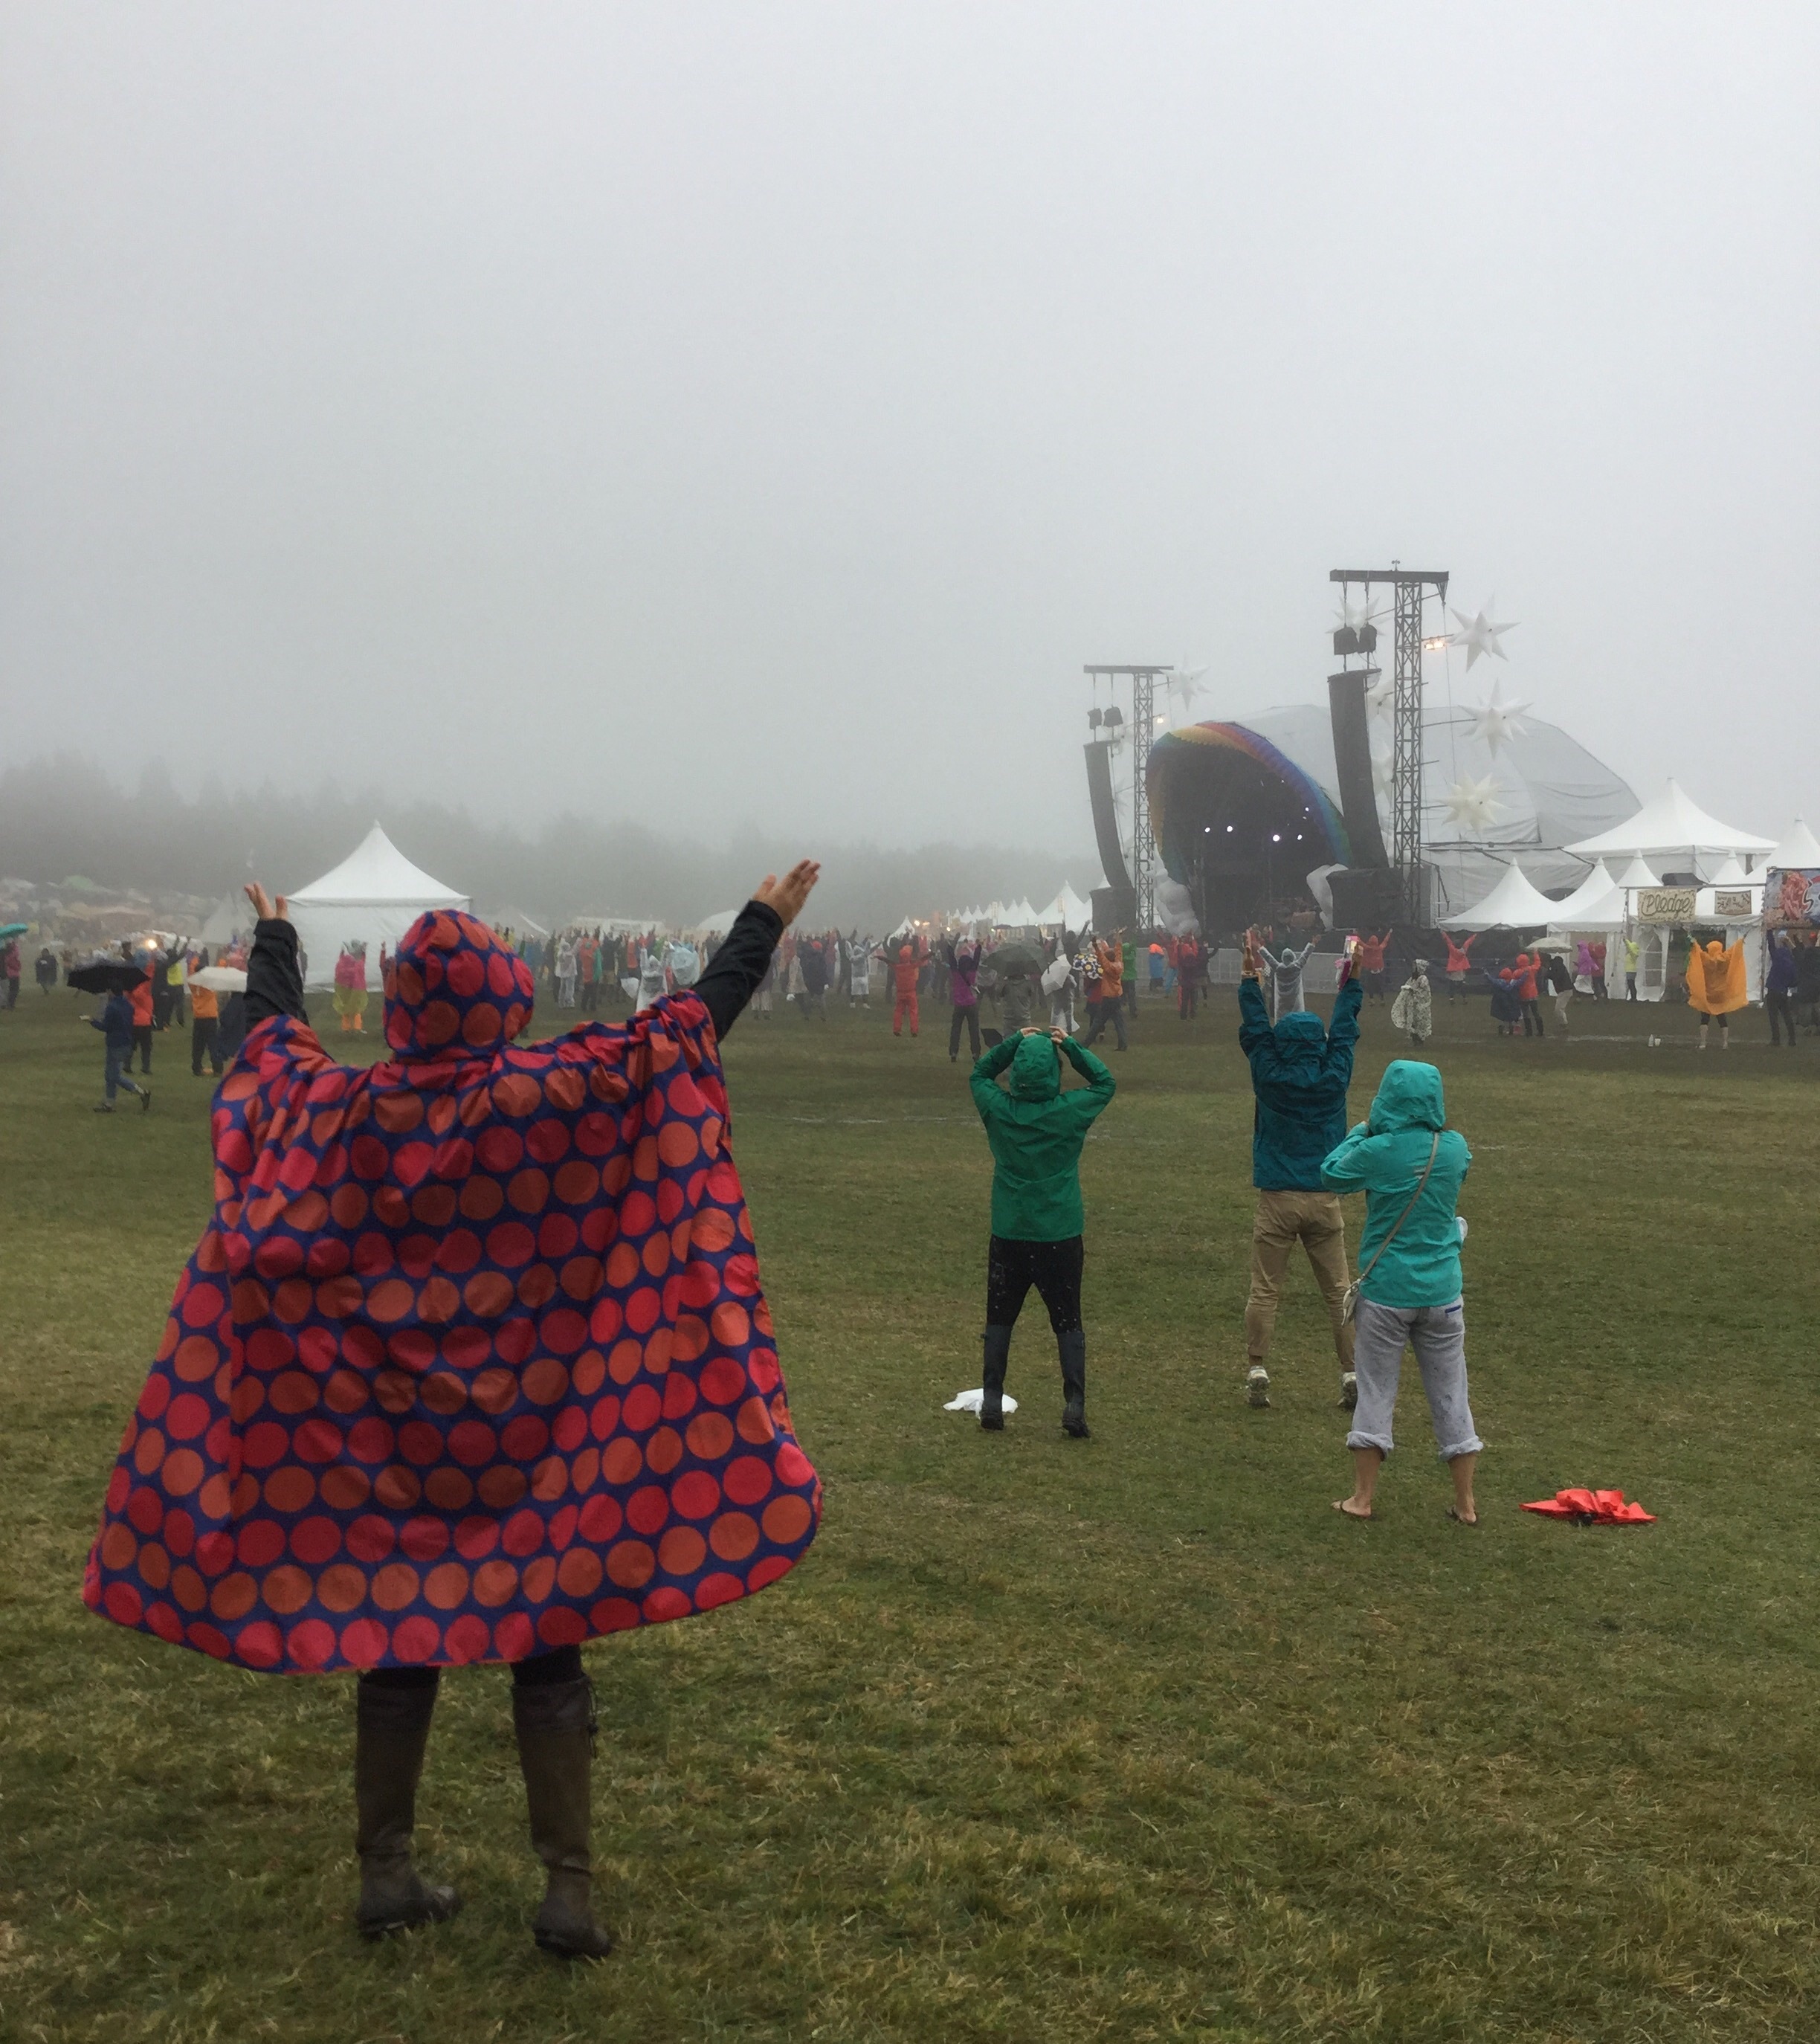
[3,973,1818,2043]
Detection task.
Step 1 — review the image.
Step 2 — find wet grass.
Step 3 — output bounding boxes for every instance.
[1,978,1817,2042]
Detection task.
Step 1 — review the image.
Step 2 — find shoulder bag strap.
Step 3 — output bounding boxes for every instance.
[1352,1132,1441,1289]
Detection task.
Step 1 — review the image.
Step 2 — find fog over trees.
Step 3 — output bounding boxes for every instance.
[0,755,1083,932]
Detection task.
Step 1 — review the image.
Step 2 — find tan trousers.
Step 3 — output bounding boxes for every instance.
[1245,1189,1355,1370]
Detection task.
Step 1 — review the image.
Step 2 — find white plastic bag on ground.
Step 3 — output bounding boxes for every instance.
[944,1388,1020,1413]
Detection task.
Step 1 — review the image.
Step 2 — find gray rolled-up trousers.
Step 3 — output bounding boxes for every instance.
[1345,1297,1482,1461]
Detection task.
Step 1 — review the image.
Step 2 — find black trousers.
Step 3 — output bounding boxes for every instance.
[132,1023,154,1071]
[1767,990,1796,1045]
[192,1017,222,1074]
[949,1004,981,1059]
[1521,999,1543,1037]
[1082,999,1127,1051]
[987,1235,1084,1335]
[359,1642,584,1693]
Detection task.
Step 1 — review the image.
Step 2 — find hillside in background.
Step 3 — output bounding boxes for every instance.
[0,755,1100,933]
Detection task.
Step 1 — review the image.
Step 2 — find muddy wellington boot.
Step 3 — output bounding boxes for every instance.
[353,1680,462,1938]
[513,1676,616,1961]
[980,1324,1013,1431]
[1059,1330,1090,1439]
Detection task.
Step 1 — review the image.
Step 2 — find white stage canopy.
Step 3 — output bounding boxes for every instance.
[1566,779,1776,876]
[1442,860,1562,931]
[288,824,469,990]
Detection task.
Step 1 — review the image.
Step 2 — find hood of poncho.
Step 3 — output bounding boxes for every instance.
[386,910,536,1057]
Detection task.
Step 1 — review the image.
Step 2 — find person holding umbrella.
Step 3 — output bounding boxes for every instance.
[69,958,152,1112]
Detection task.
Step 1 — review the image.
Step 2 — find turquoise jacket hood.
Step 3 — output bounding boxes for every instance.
[1367,1059,1448,1134]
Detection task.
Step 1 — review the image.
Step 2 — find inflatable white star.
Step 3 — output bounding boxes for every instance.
[1471,678,1532,757]
[1332,595,1388,636]
[1164,662,1209,722]
[1448,597,1517,668]
[1364,671,1395,718]
[1445,774,1507,834]
[1371,741,1394,798]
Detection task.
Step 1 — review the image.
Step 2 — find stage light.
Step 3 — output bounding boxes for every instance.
[1271,833,1282,843]
[1422,635,1449,653]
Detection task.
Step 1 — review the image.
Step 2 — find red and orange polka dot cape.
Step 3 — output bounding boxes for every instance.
[84,908,820,1675]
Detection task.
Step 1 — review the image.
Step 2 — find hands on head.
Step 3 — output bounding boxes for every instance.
[754,861,820,930]
[245,883,289,923]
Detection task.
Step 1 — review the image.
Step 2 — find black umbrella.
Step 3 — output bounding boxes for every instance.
[990,941,1045,977]
[68,960,149,996]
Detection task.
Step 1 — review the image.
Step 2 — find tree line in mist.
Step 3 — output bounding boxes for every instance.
[0,755,1094,932]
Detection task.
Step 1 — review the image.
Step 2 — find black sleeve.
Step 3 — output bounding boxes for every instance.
[692,900,784,1039]
[245,918,309,1028]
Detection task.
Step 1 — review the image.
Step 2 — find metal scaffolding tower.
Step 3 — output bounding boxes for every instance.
[1329,567,1448,921]
[1084,664,1170,931]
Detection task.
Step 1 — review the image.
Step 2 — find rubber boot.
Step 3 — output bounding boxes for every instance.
[980,1325,1013,1431]
[1059,1330,1089,1438]
[353,1680,462,1938]
[513,1676,616,1961]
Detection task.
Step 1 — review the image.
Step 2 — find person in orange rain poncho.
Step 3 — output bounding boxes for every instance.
[892,936,925,1038]
[1685,937,1747,1050]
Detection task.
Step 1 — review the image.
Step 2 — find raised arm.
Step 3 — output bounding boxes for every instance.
[693,860,818,1039]
[242,884,308,1026]
[1059,1034,1117,1118]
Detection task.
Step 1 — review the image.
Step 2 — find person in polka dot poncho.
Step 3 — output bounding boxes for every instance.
[84,862,823,1960]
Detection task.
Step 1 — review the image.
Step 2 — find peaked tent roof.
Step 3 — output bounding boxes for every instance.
[1566,779,1775,861]
[1548,880,1629,929]
[1548,859,1618,923]
[291,824,468,907]
[1613,855,1660,889]
[1769,818,1820,868]
[1707,855,1749,886]
[1442,860,1562,930]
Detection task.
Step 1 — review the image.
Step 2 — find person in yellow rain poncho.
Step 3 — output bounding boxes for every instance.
[1685,937,1747,1050]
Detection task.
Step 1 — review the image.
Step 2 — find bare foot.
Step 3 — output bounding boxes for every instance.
[1447,1506,1479,1526]
[1332,1498,1372,1520]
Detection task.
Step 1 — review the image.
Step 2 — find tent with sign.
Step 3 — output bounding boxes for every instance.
[287,825,470,990]
[1763,819,1820,941]
[1441,860,1561,932]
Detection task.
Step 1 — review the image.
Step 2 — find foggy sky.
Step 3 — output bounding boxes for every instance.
[2,3,1816,870]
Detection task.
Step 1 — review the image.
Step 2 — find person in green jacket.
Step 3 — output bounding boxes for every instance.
[1320,1060,1482,1524]
[969,1026,1117,1437]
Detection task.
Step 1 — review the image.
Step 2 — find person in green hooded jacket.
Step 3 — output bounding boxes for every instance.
[1320,1060,1481,1524]
[969,1025,1117,1436]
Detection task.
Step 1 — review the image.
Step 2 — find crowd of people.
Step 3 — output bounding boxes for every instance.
[28,851,1816,1965]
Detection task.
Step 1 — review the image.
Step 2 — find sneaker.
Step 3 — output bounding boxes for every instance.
[93,1103,114,1113]
[979,1409,1004,1433]
[1247,1366,1271,1409]
[1339,1371,1358,1411]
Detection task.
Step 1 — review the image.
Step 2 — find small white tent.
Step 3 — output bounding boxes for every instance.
[1565,779,1776,877]
[1767,819,1820,871]
[1442,860,1562,931]
[199,892,245,949]
[288,825,470,990]
[1547,859,1619,925]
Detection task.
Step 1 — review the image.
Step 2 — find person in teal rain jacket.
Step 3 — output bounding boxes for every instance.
[969,1026,1117,1437]
[1237,935,1361,1411]
[1320,1060,1482,1524]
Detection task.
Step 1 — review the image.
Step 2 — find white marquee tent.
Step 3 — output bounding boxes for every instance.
[1565,779,1776,877]
[1441,860,1562,931]
[1546,859,1620,926]
[288,825,470,990]
[1768,819,1820,870]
